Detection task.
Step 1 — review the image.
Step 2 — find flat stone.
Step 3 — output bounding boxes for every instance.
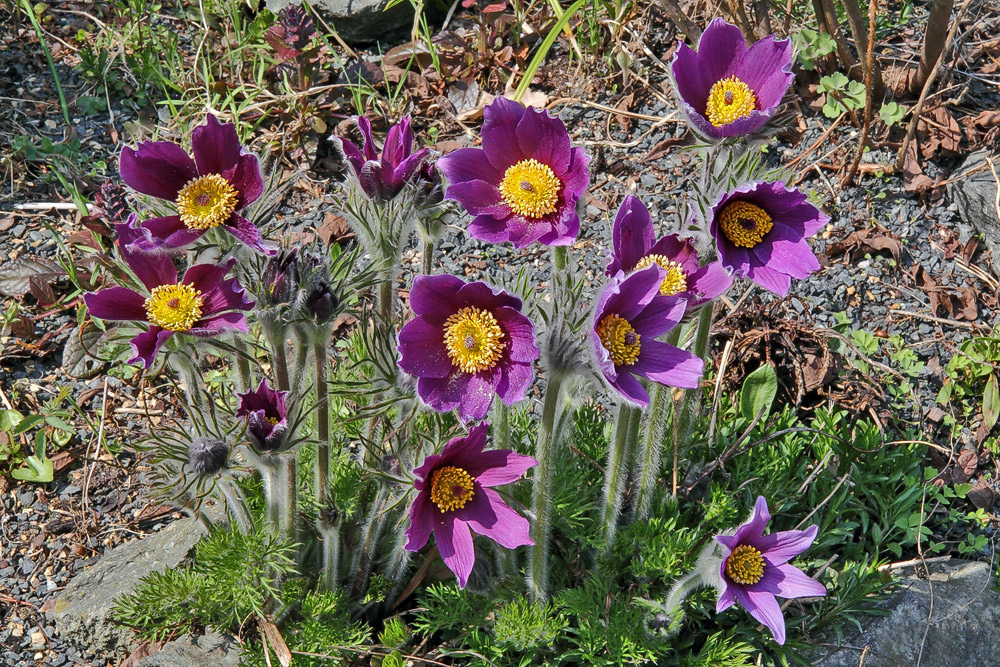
[137,631,240,667]
[947,151,1000,277]
[811,559,1000,667]
[265,0,412,44]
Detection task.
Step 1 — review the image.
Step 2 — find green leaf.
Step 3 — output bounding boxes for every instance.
[983,374,999,430]
[739,364,778,422]
[12,415,44,434]
[11,433,53,483]
[0,409,24,432]
[879,101,906,126]
[818,72,849,93]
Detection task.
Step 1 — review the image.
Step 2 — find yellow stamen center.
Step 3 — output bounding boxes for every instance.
[719,201,773,249]
[634,255,689,296]
[430,466,475,513]
[176,173,239,230]
[706,76,757,128]
[725,544,765,585]
[266,416,281,426]
[596,314,641,367]
[143,283,204,332]
[498,158,562,219]
[443,306,506,374]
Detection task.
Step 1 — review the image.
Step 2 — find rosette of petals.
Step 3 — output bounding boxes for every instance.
[397,275,539,422]
[336,115,432,201]
[405,423,536,588]
[437,97,590,248]
[236,379,289,452]
[671,18,793,140]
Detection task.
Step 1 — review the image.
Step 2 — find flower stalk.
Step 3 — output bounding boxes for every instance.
[601,403,639,550]
[528,372,564,600]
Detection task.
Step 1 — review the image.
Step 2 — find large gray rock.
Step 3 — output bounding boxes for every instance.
[53,517,207,657]
[137,631,241,667]
[948,151,1000,278]
[812,559,1000,667]
[266,0,413,44]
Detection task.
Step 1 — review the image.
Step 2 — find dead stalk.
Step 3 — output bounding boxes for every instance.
[841,0,878,189]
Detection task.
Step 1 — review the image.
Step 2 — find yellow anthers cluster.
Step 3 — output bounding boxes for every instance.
[430,466,476,513]
[266,416,282,426]
[596,314,641,367]
[719,200,773,249]
[499,158,562,219]
[706,76,757,128]
[443,306,506,374]
[176,173,239,230]
[634,254,689,296]
[144,283,204,332]
[725,544,766,585]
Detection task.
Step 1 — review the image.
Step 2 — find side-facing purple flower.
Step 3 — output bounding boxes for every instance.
[336,115,431,201]
[714,496,827,645]
[591,266,704,407]
[405,423,535,588]
[608,195,732,307]
[437,97,590,248]
[84,224,254,368]
[709,181,828,297]
[119,114,272,254]
[671,18,793,140]
[236,379,289,452]
[397,275,539,422]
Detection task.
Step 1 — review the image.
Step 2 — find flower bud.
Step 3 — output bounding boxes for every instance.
[261,249,300,306]
[304,281,338,323]
[188,437,230,475]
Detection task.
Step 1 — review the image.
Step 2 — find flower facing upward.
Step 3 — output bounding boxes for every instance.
[119,114,273,254]
[405,423,536,588]
[397,275,539,422]
[437,97,590,248]
[591,267,704,407]
[236,379,289,452]
[336,115,432,201]
[671,18,793,140]
[83,222,254,368]
[607,195,732,307]
[709,181,828,297]
[714,496,827,645]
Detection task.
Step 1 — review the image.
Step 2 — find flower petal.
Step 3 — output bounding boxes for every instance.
[495,361,533,406]
[188,310,248,336]
[138,216,204,251]
[734,35,793,110]
[224,214,275,255]
[633,340,704,389]
[716,583,737,612]
[182,258,235,295]
[438,147,503,185]
[225,153,264,208]
[481,97,526,171]
[695,18,748,98]
[737,587,786,645]
[628,294,688,338]
[689,262,733,304]
[434,514,475,588]
[611,195,654,275]
[494,307,539,364]
[751,525,819,565]
[405,491,435,551]
[446,180,509,217]
[84,287,147,322]
[759,562,827,600]
[459,487,533,549]
[409,274,465,318]
[458,368,502,422]
[120,142,197,201]
[127,326,173,368]
[398,317,453,379]
[191,114,241,176]
[731,496,771,544]
[610,370,650,407]
[745,260,792,296]
[515,106,571,173]
[467,451,537,487]
[200,276,255,315]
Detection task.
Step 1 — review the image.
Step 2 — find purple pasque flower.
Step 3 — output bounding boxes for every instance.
[715,496,827,645]
[397,274,539,422]
[591,266,704,407]
[608,195,732,307]
[119,114,272,255]
[236,379,289,452]
[671,18,793,140]
[336,115,431,201]
[405,423,535,588]
[84,223,254,368]
[709,180,827,297]
[437,97,590,248]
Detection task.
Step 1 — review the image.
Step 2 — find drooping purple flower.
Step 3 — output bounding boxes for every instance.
[671,18,793,140]
[437,97,590,248]
[709,180,828,297]
[397,274,539,422]
[83,223,254,368]
[336,115,431,201]
[119,114,273,255]
[607,195,732,307]
[591,266,704,407]
[715,496,827,645]
[236,379,289,452]
[405,423,536,588]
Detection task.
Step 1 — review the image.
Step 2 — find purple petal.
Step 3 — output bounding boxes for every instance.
[116,236,178,292]
[671,44,709,126]
[467,450,537,487]
[199,276,255,316]
[731,496,771,545]
[745,261,792,296]
[120,142,197,201]
[84,287,147,322]
[138,216,205,251]
[481,97,527,171]
[689,262,733,304]
[455,281,523,312]
[763,232,820,280]
[759,562,827,600]
[409,274,464,319]
[751,525,819,565]
[494,307,539,364]
[457,368,502,422]
[382,116,414,166]
[647,233,699,274]
[446,180,509,217]
[716,584,737,612]
[610,371,650,407]
[405,491,435,551]
[437,422,489,468]
[534,207,580,247]
[355,116,379,161]
[734,35,793,110]
[495,361,533,407]
[188,310,248,336]
[191,114,241,177]
[737,587,786,645]
[599,266,666,322]
[434,515,475,588]
[515,107,571,173]
[182,258,235,294]
[418,372,471,416]
[459,487,533,549]
[628,295,687,338]
[633,340,704,389]
[438,147,503,186]
[128,326,173,368]
[558,146,591,201]
[224,214,275,255]
[610,195,654,275]
[338,137,365,175]
[397,317,453,379]
[224,153,264,208]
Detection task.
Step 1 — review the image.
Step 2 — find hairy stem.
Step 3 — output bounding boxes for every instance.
[602,404,637,550]
[267,328,291,393]
[672,305,715,496]
[320,524,341,591]
[279,454,297,546]
[493,402,511,453]
[528,373,565,600]
[233,335,252,395]
[421,237,434,275]
[315,338,330,506]
[261,460,282,536]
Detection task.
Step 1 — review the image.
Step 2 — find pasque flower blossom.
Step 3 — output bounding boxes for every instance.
[83,222,254,368]
[336,115,432,201]
[119,114,272,254]
[397,274,539,422]
[709,180,827,296]
[607,195,732,307]
[671,18,793,140]
[236,379,289,452]
[438,97,590,248]
[405,423,535,588]
[714,496,826,645]
[591,266,704,407]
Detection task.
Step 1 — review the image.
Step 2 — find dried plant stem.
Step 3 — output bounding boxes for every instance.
[812,0,861,76]
[842,0,878,189]
[910,0,956,95]
[657,0,701,42]
[528,373,565,600]
[602,404,638,550]
[421,237,434,275]
[841,0,885,100]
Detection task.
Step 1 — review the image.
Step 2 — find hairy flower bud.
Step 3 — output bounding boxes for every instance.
[261,249,300,306]
[94,179,131,225]
[188,437,230,475]
[305,281,338,323]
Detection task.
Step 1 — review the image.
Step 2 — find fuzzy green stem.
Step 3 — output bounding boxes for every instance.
[234,336,252,395]
[267,328,291,393]
[261,460,282,536]
[320,525,340,591]
[315,338,330,506]
[634,384,670,521]
[602,404,637,550]
[177,356,205,412]
[279,454,298,545]
[552,246,568,272]
[528,373,565,600]
[493,402,511,453]
[219,482,253,534]
[421,237,434,275]
[378,279,394,325]
[672,305,715,496]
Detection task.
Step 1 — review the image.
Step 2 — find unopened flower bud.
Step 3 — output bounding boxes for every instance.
[262,249,300,306]
[305,281,338,323]
[188,437,230,475]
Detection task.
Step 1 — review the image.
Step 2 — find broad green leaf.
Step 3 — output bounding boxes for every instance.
[739,364,778,422]
[984,374,1000,430]
[0,409,23,432]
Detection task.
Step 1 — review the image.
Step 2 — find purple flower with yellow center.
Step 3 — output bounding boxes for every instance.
[337,115,431,201]
[715,496,827,645]
[236,379,289,452]
[437,97,590,248]
[709,180,828,297]
[397,275,539,422]
[83,224,254,368]
[591,266,704,407]
[671,18,793,140]
[405,423,536,588]
[608,195,732,306]
[119,114,272,255]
